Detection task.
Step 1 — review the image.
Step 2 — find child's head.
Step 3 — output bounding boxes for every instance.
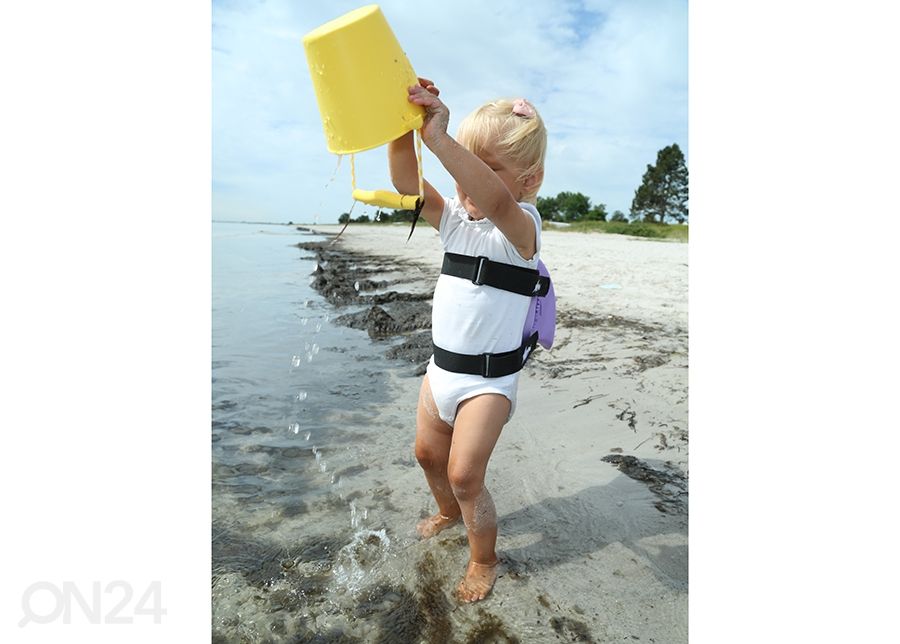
[456,98,547,204]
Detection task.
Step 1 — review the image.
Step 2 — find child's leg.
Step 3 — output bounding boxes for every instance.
[447,393,510,602]
[414,375,461,537]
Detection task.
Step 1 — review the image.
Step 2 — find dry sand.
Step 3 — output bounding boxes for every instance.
[304,223,688,642]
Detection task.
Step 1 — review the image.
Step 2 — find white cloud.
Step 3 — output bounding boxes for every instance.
[212,0,687,222]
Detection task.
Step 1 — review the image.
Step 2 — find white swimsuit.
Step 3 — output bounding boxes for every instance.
[426,197,542,426]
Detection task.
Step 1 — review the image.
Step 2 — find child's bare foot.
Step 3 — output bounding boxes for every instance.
[456,559,499,603]
[416,513,460,538]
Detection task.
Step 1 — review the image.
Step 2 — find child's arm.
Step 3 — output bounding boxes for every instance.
[388,78,444,230]
[408,84,537,260]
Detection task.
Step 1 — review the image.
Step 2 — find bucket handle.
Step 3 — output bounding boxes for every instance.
[351,189,420,210]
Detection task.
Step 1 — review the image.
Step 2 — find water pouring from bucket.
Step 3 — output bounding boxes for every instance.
[303,5,426,216]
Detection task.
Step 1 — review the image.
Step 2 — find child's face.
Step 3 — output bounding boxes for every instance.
[456,140,525,220]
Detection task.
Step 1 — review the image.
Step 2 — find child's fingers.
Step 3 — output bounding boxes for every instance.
[417,77,439,94]
[410,81,440,98]
[408,86,441,107]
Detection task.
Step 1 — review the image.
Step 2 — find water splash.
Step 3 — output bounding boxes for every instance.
[331,529,391,595]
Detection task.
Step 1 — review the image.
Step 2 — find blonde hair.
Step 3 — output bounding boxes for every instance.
[456,98,547,203]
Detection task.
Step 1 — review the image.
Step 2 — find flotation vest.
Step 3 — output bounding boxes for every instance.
[432,252,556,378]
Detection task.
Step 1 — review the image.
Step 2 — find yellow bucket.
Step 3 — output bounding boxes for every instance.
[303,5,424,211]
[303,4,423,155]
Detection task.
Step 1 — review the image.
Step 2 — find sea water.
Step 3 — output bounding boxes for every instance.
[212,222,409,640]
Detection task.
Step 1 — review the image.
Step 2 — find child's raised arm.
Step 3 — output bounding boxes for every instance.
[388,78,444,230]
[408,84,537,260]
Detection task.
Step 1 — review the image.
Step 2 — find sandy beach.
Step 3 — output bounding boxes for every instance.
[293,222,688,642]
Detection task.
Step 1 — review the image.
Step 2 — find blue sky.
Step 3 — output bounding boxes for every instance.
[212,0,687,223]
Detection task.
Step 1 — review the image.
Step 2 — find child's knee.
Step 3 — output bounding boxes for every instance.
[448,465,483,500]
[415,443,445,470]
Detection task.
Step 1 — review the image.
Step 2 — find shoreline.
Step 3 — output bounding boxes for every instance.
[293,223,688,641]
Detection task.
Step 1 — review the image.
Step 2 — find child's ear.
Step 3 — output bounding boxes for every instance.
[523,168,544,190]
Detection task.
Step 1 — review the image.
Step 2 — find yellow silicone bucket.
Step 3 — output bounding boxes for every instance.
[303,4,424,156]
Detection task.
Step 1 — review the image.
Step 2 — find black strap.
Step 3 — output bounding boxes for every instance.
[441,252,550,297]
[406,197,425,242]
[432,332,539,378]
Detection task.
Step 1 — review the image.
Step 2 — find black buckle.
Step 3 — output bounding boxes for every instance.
[472,256,489,286]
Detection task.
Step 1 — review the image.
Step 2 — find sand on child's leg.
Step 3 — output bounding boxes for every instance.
[447,394,509,603]
[415,375,461,538]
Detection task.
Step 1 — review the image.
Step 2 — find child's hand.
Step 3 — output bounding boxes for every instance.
[408,78,449,148]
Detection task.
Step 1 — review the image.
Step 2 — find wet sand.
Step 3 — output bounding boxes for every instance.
[290,223,688,642]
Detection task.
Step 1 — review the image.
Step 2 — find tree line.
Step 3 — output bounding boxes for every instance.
[339,143,688,226]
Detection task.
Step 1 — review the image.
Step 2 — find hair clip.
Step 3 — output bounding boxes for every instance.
[511,98,536,118]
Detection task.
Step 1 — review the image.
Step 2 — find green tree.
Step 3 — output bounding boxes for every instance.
[556,191,591,222]
[338,212,351,224]
[630,143,689,224]
[610,210,628,222]
[536,195,560,221]
[585,203,608,221]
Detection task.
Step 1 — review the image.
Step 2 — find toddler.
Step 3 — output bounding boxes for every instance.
[388,77,547,602]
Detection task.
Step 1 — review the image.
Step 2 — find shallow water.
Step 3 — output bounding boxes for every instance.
[212,222,411,639]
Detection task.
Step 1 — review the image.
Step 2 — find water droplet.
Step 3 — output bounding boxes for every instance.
[312,344,320,355]
[291,355,302,367]
[296,391,308,401]
[354,281,360,291]
[301,317,309,326]
[304,431,311,441]
[315,321,323,332]
[289,423,300,434]
[319,460,327,473]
